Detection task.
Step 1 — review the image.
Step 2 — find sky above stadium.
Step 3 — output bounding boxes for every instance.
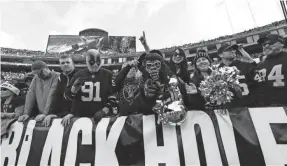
[0,0,283,52]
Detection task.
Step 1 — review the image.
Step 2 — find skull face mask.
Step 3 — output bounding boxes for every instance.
[145,60,161,81]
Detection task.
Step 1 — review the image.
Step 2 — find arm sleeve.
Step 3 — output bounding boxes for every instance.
[43,75,59,115]
[246,63,258,83]
[15,105,24,118]
[113,65,132,93]
[47,77,62,115]
[23,78,37,115]
[64,74,78,101]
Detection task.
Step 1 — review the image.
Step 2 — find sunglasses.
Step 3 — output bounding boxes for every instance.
[173,52,183,57]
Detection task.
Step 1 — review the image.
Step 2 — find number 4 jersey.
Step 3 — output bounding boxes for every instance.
[65,68,114,117]
[252,51,287,106]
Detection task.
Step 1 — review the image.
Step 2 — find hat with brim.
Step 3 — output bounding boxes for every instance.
[31,60,47,74]
[218,43,238,54]
[0,82,20,95]
[257,34,285,45]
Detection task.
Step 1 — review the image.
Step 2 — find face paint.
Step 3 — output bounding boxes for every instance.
[196,57,210,72]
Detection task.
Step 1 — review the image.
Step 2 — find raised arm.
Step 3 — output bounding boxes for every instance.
[139,31,150,53]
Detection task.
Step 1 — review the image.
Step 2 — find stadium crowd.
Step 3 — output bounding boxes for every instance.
[1,71,27,81]
[1,20,284,58]
[1,31,287,131]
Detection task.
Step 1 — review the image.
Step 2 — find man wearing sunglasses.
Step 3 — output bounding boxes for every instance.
[218,43,257,108]
[18,60,59,122]
[252,34,287,106]
[42,55,77,127]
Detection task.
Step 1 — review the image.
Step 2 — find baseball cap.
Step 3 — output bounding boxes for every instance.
[257,34,285,45]
[0,82,20,95]
[218,43,239,54]
[31,60,47,74]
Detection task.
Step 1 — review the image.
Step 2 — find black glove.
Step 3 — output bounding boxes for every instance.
[144,79,158,98]
[106,96,119,115]
[71,77,85,93]
[73,77,85,87]
[94,107,109,123]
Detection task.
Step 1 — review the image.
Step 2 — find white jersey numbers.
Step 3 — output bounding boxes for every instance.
[267,64,285,87]
[238,75,249,96]
[254,64,285,87]
[81,81,102,102]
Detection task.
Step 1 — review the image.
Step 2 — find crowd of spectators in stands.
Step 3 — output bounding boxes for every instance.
[1,20,285,58]
[168,20,285,49]
[1,72,27,81]
[1,47,44,56]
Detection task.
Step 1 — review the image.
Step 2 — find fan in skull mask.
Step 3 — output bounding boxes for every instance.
[141,52,187,125]
[141,52,169,88]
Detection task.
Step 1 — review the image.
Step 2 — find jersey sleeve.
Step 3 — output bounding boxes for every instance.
[23,78,37,115]
[113,65,132,93]
[49,76,63,115]
[64,72,80,101]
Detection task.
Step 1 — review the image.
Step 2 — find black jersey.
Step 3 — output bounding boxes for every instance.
[65,68,113,117]
[219,60,257,107]
[113,65,155,116]
[252,51,287,106]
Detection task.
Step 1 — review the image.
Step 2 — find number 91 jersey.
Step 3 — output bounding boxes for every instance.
[253,51,287,106]
[65,68,114,117]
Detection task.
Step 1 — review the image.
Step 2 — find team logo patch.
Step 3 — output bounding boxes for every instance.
[123,83,140,105]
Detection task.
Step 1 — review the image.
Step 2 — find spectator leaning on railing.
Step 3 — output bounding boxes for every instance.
[17,60,60,122]
[42,55,78,127]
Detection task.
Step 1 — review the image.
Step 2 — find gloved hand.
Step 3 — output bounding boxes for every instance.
[94,107,109,123]
[71,77,85,94]
[144,79,158,98]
